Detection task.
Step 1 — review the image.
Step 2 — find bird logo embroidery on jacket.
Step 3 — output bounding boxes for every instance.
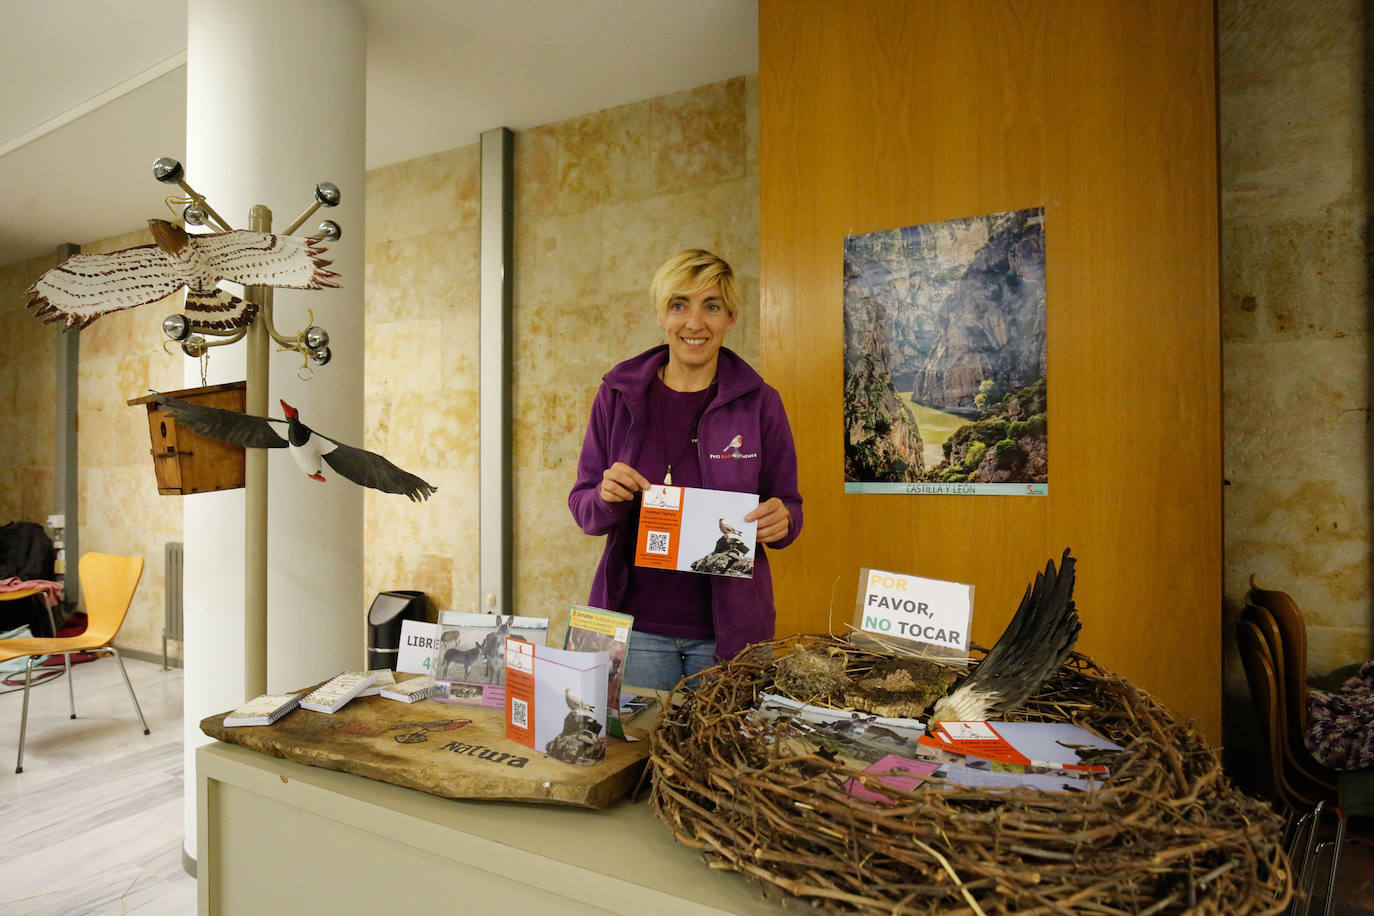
[710,433,758,461]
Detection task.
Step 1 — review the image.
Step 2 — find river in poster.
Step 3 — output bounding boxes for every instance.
[843,207,1048,495]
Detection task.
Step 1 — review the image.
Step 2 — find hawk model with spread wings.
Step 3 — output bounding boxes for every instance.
[151,392,437,502]
[27,219,339,331]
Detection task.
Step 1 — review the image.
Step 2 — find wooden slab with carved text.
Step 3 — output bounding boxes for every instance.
[201,692,650,809]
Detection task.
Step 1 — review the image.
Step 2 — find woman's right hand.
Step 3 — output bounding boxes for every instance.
[600,462,651,504]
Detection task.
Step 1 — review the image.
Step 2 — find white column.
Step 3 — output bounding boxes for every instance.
[181,0,365,865]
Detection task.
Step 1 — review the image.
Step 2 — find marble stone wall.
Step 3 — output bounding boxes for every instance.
[1220,0,1370,681]
[0,252,58,526]
[0,226,182,656]
[72,227,184,656]
[362,75,760,618]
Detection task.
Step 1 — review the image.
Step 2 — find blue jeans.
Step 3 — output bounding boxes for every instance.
[622,632,717,691]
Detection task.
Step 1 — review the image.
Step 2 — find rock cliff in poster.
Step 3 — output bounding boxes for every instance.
[843,208,1048,494]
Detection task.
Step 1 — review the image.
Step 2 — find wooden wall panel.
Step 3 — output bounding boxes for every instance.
[759,0,1221,738]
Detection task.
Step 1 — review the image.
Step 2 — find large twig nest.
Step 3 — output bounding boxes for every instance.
[648,635,1291,914]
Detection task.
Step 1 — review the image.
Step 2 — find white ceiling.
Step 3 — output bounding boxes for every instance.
[0,0,758,266]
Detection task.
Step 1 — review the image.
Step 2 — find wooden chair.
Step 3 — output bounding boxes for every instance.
[1245,578,1338,761]
[1240,600,1340,795]
[0,553,150,773]
[1237,605,1350,916]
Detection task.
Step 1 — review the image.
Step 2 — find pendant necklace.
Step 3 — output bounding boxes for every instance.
[663,412,705,485]
[659,368,714,486]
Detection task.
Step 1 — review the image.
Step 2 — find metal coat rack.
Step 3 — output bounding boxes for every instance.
[151,156,343,699]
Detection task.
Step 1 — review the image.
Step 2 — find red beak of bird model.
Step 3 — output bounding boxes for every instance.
[151,391,437,501]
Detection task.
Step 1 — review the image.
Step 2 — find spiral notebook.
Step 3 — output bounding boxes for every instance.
[380,676,433,703]
[223,693,301,727]
[299,671,378,714]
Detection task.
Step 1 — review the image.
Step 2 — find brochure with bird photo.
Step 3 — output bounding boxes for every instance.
[505,639,610,767]
[916,719,1121,774]
[563,605,634,739]
[633,484,759,579]
[430,612,547,708]
[752,693,927,766]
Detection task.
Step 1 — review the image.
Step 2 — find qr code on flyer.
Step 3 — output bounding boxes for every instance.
[646,531,671,555]
[511,697,528,729]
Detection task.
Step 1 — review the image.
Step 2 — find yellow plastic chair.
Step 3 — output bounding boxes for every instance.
[0,552,150,773]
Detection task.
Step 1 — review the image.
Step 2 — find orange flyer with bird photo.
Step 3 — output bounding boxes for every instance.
[633,484,759,579]
[503,638,609,766]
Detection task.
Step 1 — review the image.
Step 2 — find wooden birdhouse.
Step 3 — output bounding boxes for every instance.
[127,381,247,495]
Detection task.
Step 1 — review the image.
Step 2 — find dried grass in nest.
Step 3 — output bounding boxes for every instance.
[648,635,1292,915]
[774,643,851,701]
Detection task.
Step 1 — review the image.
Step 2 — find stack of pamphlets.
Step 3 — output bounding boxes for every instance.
[380,676,433,703]
[299,671,378,714]
[223,693,301,727]
[917,720,1120,774]
[752,694,927,767]
[914,720,1122,792]
[749,696,1123,796]
[619,692,657,724]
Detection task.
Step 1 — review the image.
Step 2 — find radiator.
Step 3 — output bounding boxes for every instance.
[163,540,184,669]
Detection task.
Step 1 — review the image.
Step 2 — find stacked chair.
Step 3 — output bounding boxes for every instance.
[1238,576,1357,916]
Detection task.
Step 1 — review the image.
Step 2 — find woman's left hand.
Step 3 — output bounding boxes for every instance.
[747,497,792,545]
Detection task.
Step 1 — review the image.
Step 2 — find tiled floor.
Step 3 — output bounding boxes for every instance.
[0,655,194,914]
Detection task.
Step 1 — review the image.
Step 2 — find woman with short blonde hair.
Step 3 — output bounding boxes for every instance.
[569,249,803,690]
[650,248,740,321]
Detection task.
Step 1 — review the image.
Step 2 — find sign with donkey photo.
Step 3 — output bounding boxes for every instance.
[431,612,548,708]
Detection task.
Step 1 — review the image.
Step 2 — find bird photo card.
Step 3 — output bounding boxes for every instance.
[504,640,610,767]
[633,484,759,579]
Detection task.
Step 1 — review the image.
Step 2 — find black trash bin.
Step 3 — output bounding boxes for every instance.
[366,589,427,670]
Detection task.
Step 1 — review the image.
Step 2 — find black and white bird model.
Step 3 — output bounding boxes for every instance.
[927,549,1080,729]
[151,392,437,501]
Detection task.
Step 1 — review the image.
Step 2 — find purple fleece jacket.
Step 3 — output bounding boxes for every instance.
[568,346,803,661]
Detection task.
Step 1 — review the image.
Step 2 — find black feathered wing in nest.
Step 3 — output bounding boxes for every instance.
[928,549,1080,728]
[152,392,437,502]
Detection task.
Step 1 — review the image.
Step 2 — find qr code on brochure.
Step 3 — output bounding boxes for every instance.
[511,697,528,729]
[646,531,671,555]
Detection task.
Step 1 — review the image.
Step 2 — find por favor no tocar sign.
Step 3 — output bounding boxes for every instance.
[854,568,973,661]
